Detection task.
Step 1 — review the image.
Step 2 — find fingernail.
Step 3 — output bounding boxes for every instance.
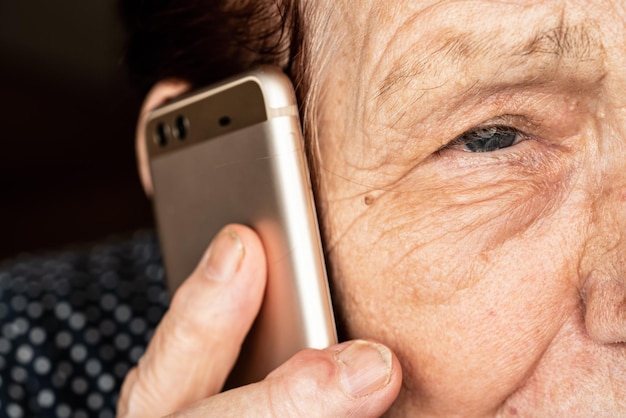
[204,228,245,282]
[335,340,392,397]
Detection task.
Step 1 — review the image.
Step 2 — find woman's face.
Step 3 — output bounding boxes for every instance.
[309,0,626,415]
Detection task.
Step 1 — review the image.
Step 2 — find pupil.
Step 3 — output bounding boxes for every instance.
[465,127,517,152]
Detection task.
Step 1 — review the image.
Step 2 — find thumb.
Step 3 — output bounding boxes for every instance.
[168,339,403,417]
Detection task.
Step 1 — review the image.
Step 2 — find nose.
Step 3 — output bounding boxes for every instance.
[582,269,626,344]
[580,172,626,344]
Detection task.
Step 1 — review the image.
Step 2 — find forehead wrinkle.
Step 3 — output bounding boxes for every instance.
[376,21,606,107]
[376,31,489,102]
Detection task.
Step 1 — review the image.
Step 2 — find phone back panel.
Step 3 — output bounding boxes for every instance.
[146,69,336,385]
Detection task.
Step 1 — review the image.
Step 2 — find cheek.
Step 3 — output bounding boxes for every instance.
[321,148,589,412]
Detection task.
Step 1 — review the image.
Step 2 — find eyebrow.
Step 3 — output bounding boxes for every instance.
[522,24,601,61]
[376,23,606,102]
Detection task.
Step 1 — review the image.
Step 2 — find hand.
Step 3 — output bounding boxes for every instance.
[117,224,402,417]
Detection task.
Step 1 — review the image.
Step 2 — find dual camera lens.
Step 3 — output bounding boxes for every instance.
[154,114,232,147]
[154,115,189,147]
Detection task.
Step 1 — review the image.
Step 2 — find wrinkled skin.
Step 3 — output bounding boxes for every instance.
[307,0,626,416]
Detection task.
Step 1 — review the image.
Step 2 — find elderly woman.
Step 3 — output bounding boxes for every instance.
[116,0,626,416]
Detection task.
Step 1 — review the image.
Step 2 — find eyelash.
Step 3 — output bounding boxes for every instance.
[445,125,530,153]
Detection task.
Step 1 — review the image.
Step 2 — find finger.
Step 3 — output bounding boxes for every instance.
[118,224,267,417]
[169,340,403,418]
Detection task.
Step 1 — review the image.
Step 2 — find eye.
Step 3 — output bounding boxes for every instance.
[447,125,529,153]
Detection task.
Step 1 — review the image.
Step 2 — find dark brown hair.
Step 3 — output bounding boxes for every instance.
[119,0,300,95]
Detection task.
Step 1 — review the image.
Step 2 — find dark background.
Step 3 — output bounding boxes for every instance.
[0,1,153,260]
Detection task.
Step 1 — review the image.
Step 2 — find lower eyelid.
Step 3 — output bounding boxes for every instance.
[437,137,539,161]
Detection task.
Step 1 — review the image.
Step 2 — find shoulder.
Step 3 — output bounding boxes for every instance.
[0,231,168,417]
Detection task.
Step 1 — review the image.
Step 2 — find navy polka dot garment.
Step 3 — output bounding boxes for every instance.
[0,231,169,417]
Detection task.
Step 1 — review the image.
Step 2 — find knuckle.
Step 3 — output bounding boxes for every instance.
[166,278,217,335]
[288,348,338,382]
[169,277,203,317]
[117,365,162,418]
[263,348,340,417]
[264,374,309,418]
[152,310,208,361]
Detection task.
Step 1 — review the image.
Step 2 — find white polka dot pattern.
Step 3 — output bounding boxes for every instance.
[0,231,168,416]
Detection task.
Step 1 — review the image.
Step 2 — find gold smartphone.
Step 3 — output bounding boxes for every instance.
[145,66,337,387]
